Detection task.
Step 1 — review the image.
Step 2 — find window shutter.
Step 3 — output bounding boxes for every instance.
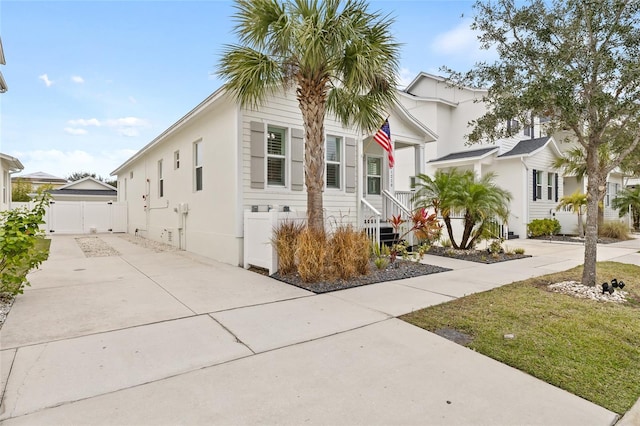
[532,169,537,201]
[250,121,265,189]
[555,173,559,202]
[291,128,304,191]
[345,137,356,193]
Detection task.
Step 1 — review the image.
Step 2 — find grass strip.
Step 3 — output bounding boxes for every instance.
[400,262,640,414]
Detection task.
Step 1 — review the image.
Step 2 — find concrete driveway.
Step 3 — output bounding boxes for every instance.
[2,234,638,425]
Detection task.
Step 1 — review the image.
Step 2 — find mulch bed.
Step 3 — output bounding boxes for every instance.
[425,246,531,264]
[530,235,624,244]
[271,260,451,294]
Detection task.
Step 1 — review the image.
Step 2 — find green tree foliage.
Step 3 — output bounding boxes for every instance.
[413,169,512,250]
[11,178,33,202]
[612,186,640,231]
[218,0,399,232]
[449,0,640,286]
[0,194,51,295]
[67,171,97,181]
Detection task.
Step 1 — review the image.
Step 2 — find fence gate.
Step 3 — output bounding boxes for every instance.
[13,201,128,234]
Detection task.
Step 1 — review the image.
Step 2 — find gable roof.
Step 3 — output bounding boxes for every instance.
[57,176,116,191]
[48,188,117,197]
[0,153,23,171]
[14,171,68,183]
[391,99,439,141]
[428,146,499,164]
[497,136,562,159]
[111,87,227,176]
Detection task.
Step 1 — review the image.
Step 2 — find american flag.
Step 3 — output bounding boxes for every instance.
[374,118,394,168]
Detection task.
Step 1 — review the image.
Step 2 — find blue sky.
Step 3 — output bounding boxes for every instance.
[1,0,493,180]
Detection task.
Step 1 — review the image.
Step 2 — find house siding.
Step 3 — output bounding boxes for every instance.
[526,148,563,227]
[117,95,242,265]
[241,89,360,226]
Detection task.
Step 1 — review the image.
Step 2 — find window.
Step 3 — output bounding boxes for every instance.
[547,172,553,200]
[507,119,520,133]
[174,150,180,169]
[267,126,286,186]
[367,157,382,195]
[605,182,619,207]
[535,170,543,200]
[158,159,164,198]
[326,135,342,189]
[129,171,133,179]
[194,141,203,191]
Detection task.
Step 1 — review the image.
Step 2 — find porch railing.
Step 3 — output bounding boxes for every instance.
[382,189,415,247]
[360,198,381,247]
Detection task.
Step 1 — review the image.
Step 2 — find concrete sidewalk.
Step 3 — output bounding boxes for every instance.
[1,234,638,425]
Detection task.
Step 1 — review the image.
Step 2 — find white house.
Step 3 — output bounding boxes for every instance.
[47,177,117,202]
[0,153,24,211]
[111,86,433,267]
[12,171,68,191]
[112,71,632,268]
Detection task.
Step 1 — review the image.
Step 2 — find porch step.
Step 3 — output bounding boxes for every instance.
[507,231,520,240]
[380,226,400,247]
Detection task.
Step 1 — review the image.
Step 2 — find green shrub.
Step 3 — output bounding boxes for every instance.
[488,240,503,254]
[514,247,526,255]
[0,195,51,295]
[527,218,561,237]
[598,221,631,240]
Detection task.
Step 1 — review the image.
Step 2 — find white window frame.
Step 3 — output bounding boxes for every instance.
[194,140,203,191]
[266,126,287,188]
[535,170,543,200]
[158,159,164,198]
[547,172,553,201]
[325,135,342,190]
[366,155,382,196]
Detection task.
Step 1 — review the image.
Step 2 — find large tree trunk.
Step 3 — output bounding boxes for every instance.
[582,145,603,287]
[459,213,474,249]
[297,79,328,233]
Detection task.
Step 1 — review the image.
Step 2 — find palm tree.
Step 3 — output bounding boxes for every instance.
[413,169,511,250]
[552,145,613,226]
[218,0,399,232]
[412,170,465,248]
[612,186,640,230]
[556,191,587,236]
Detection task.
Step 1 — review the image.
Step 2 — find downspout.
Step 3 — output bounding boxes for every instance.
[521,157,529,237]
[235,102,244,265]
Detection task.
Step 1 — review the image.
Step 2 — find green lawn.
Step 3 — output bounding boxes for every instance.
[400,262,640,415]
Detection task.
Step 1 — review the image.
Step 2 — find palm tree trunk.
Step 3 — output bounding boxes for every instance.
[297,78,328,233]
[443,215,459,249]
[459,213,474,249]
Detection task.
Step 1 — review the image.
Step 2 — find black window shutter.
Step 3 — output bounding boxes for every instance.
[554,173,559,202]
[533,169,537,201]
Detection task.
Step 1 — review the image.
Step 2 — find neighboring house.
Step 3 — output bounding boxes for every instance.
[112,86,435,266]
[0,152,24,210]
[1,36,8,93]
[47,177,117,202]
[12,171,68,191]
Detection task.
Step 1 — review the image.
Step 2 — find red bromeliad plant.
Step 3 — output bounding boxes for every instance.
[387,208,442,263]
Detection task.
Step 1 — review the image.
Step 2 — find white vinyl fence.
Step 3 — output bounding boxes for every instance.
[12,201,127,234]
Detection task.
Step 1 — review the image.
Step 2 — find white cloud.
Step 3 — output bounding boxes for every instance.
[68,118,101,127]
[38,74,53,87]
[71,75,85,84]
[398,68,416,90]
[67,116,149,138]
[431,19,497,63]
[64,127,88,135]
[11,148,137,180]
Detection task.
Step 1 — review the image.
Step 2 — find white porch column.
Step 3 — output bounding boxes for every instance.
[414,144,425,177]
[474,162,482,178]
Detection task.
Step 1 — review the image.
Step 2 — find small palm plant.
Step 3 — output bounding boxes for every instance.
[611,186,640,231]
[556,191,587,236]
